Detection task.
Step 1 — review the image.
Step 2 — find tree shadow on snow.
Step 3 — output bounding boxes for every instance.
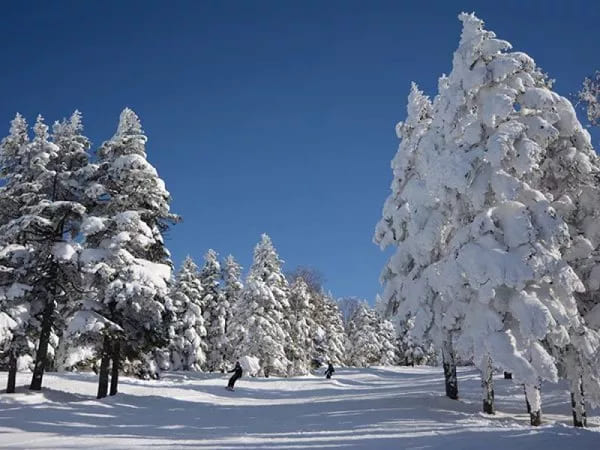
[1,368,599,449]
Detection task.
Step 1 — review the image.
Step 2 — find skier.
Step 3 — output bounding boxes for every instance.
[226,361,243,391]
[324,362,335,379]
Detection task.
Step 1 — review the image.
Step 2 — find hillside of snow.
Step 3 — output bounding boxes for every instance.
[1,366,599,449]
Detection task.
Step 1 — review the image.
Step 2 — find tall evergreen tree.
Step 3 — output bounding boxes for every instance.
[45,112,93,373]
[222,255,243,366]
[287,277,315,375]
[169,256,206,371]
[236,234,291,376]
[396,317,434,366]
[80,108,177,398]
[430,12,600,424]
[346,304,381,367]
[0,113,88,392]
[377,319,399,366]
[319,294,346,366]
[538,75,600,427]
[201,249,229,372]
[374,13,600,424]
[0,114,36,393]
[373,83,462,398]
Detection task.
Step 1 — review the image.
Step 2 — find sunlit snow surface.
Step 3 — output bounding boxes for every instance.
[1,366,598,449]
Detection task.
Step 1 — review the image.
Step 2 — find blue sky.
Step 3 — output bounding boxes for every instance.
[1,1,598,301]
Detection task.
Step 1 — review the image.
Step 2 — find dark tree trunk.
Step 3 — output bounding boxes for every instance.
[110,341,120,396]
[97,335,111,399]
[571,376,587,428]
[482,357,495,414]
[503,372,512,379]
[6,352,17,393]
[525,384,542,426]
[30,298,56,391]
[442,339,458,400]
[524,385,531,414]
[529,409,542,426]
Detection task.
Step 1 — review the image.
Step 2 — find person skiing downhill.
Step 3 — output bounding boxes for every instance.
[324,362,335,379]
[226,361,243,391]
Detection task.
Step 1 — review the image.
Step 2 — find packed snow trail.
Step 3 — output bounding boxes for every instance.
[0,366,598,449]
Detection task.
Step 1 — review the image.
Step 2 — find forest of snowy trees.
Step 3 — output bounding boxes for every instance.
[375,13,600,427]
[0,108,398,400]
[1,8,599,437]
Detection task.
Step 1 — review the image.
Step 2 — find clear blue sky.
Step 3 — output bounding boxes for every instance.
[1,0,598,301]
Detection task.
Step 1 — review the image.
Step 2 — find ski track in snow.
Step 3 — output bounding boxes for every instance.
[0,366,598,449]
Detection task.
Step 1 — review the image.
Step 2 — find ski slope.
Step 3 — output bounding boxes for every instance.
[0,366,598,449]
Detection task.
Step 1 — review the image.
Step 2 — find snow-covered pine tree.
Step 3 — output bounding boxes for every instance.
[0,114,36,393]
[319,294,346,367]
[287,277,315,375]
[0,246,36,393]
[337,296,364,325]
[79,108,177,398]
[307,292,327,366]
[46,112,93,373]
[222,255,243,367]
[0,113,88,392]
[236,234,291,376]
[534,74,600,426]
[415,13,593,424]
[377,319,398,366]
[346,304,381,367]
[373,82,461,398]
[286,266,331,369]
[169,256,206,371]
[579,71,600,127]
[375,13,600,424]
[200,249,229,372]
[397,317,434,366]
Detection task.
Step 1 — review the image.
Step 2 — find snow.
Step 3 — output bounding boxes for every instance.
[0,311,17,341]
[52,242,77,262]
[238,355,260,376]
[131,258,171,291]
[1,366,598,449]
[80,216,106,235]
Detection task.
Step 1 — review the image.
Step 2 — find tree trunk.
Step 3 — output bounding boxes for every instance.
[482,357,495,414]
[524,385,531,414]
[110,341,120,396]
[30,298,56,391]
[570,376,587,428]
[97,335,111,399]
[442,339,458,400]
[525,384,542,426]
[503,372,512,379]
[6,351,17,393]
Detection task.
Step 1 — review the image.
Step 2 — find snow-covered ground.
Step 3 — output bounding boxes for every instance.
[1,366,598,449]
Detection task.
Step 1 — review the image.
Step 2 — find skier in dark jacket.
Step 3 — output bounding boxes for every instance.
[324,362,335,379]
[226,361,243,390]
